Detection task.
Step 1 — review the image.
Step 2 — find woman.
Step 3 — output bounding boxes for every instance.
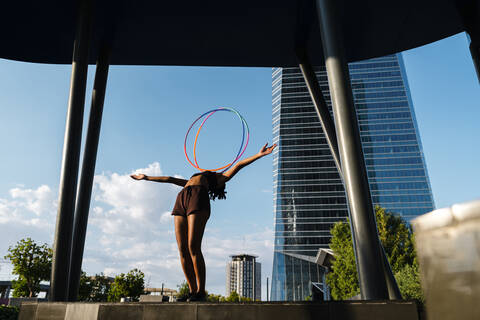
[130,142,276,301]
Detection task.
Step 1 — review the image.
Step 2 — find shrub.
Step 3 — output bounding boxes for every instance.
[0,305,19,320]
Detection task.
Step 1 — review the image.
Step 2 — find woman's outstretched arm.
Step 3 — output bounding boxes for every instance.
[222,143,277,182]
[130,174,188,187]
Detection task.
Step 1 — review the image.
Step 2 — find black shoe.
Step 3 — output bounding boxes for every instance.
[177,292,192,302]
[188,291,207,302]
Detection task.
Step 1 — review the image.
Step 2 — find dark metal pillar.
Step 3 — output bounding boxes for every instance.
[266,277,269,301]
[50,0,93,302]
[67,45,111,302]
[468,34,480,83]
[296,48,341,171]
[457,0,480,84]
[253,257,256,301]
[315,0,389,299]
[298,49,402,299]
[381,246,402,299]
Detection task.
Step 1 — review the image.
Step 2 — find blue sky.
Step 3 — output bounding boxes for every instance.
[0,32,478,299]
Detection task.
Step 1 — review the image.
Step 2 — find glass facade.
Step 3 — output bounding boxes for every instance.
[271,54,435,301]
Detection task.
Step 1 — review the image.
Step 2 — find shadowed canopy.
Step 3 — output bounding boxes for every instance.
[0,0,477,66]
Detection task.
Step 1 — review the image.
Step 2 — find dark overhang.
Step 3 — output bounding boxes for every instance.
[0,0,477,66]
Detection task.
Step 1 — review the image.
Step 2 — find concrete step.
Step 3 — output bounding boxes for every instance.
[19,301,419,320]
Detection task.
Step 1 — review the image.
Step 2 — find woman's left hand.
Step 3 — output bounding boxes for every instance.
[130,173,146,180]
[258,143,277,157]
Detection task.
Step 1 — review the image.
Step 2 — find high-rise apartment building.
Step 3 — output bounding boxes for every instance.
[271,54,435,301]
[226,254,261,300]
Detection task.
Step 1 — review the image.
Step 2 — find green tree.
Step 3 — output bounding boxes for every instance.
[207,293,226,302]
[226,291,240,302]
[0,305,19,320]
[176,281,190,301]
[4,238,52,297]
[78,272,112,302]
[326,221,359,299]
[375,207,416,272]
[78,271,92,301]
[395,263,424,303]
[240,296,252,302]
[107,268,145,302]
[224,291,252,302]
[10,278,30,298]
[326,206,422,300]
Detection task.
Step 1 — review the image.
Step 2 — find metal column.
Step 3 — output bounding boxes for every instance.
[298,50,402,299]
[458,0,480,84]
[297,48,341,171]
[50,0,93,302]
[322,269,331,301]
[68,45,111,301]
[381,245,402,299]
[252,258,256,301]
[316,0,389,299]
[468,34,480,83]
[266,277,269,301]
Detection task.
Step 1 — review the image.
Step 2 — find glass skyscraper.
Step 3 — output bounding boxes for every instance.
[271,53,435,301]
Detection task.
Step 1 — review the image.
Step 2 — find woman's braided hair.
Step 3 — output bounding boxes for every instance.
[191,171,226,200]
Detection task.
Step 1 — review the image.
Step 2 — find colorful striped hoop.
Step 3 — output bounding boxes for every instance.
[184,107,249,172]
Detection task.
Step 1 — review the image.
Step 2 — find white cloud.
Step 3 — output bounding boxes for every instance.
[83,162,185,285]
[0,184,56,227]
[9,185,55,216]
[0,184,57,258]
[103,268,117,277]
[90,162,181,238]
[159,211,172,224]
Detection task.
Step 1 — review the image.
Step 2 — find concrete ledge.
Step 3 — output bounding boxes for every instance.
[19,301,419,320]
[65,304,100,320]
[18,303,37,320]
[36,303,66,320]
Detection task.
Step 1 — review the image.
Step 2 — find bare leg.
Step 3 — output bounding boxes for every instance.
[174,215,197,294]
[187,211,209,293]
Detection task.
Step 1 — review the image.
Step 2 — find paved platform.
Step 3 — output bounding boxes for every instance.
[19,300,419,320]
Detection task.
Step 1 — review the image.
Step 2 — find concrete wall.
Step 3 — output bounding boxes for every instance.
[9,297,47,307]
[19,301,419,320]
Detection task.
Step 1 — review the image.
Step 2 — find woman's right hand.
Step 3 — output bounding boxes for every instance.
[130,173,146,180]
[257,143,277,157]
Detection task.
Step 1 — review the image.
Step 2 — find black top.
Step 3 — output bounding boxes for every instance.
[0,0,475,66]
[191,171,226,201]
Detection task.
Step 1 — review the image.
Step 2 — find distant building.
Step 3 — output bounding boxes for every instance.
[140,287,178,302]
[144,287,178,297]
[0,260,50,300]
[0,280,50,301]
[226,254,261,300]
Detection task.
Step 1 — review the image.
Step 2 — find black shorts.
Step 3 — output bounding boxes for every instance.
[171,185,210,218]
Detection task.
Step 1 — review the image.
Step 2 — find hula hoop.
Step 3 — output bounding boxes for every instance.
[193,109,246,171]
[184,107,249,172]
[185,107,249,172]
